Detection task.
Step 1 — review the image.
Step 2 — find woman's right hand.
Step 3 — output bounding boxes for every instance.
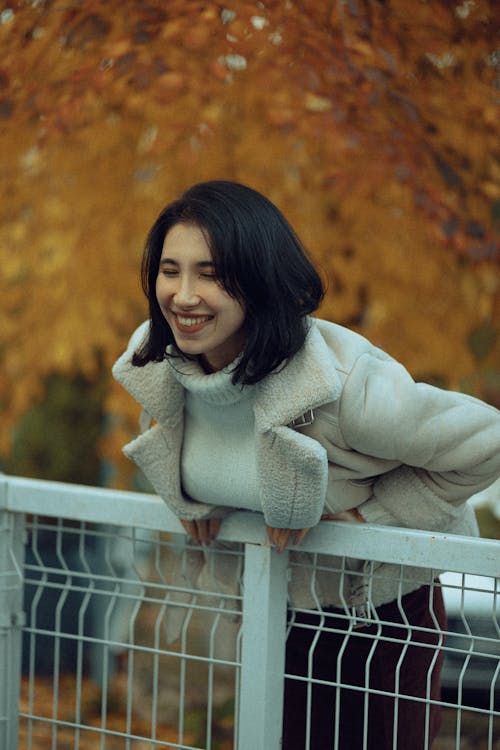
[180,518,222,545]
[321,509,365,523]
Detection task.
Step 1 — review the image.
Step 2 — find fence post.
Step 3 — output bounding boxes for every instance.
[237,543,288,750]
[0,478,26,750]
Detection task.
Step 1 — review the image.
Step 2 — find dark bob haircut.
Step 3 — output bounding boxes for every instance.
[132,180,324,384]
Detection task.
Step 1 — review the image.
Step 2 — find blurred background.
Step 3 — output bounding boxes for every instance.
[2,5,500,744]
[1,0,499,516]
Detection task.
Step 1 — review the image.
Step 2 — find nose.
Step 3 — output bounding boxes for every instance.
[173,275,201,307]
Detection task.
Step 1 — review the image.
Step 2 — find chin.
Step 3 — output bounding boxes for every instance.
[175,341,199,354]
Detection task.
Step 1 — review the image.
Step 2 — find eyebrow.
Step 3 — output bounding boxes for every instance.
[159,258,215,268]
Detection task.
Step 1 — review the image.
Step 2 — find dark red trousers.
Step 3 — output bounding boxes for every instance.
[282,585,446,750]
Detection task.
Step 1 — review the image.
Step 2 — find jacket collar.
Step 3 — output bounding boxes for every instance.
[254,319,341,430]
[112,318,342,429]
[112,321,184,425]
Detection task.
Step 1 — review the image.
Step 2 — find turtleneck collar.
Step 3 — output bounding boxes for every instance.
[166,351,253,406]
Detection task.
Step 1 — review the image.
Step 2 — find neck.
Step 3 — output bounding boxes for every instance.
[198,355,216,374]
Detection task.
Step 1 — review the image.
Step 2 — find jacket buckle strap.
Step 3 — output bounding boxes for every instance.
[289,409,315,429]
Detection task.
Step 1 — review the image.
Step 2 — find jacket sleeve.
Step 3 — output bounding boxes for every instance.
[338,352,500,531]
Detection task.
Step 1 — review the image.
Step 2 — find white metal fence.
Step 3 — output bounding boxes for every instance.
[1,475,499,749]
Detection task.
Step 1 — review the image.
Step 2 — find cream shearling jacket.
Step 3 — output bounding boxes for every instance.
[113,318,500,614]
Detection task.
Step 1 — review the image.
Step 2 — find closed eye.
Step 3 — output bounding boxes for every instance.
[159,269,217,280]
[158,259,217,279]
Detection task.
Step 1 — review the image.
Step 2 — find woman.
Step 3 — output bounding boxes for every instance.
[113,180,500,748]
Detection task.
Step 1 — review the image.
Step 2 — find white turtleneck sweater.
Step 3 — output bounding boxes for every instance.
[167,356,262,512]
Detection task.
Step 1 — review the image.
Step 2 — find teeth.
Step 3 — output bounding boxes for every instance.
[177,315,211,327]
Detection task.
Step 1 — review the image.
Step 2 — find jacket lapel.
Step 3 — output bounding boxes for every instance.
[112,327,195,516]
[253,320,343,528]
[254,320,342,430]
[112,322,184,426]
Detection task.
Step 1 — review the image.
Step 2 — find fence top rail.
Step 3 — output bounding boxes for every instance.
[2,475,499,578]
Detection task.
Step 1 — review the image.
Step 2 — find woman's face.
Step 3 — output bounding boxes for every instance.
[156,222,246,372]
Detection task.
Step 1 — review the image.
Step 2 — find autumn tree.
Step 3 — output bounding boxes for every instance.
[1,0,499,485]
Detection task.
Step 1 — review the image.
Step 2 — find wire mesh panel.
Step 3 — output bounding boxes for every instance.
[19,517,243,750]
[3,478,499,750]
[283,554,500,750]
[0,508,25,750]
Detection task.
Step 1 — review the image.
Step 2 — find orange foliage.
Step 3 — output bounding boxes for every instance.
[1,0,499,480]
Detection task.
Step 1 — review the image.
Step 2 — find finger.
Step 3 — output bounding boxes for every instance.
[275,528,293,553]
[195,520,212,546]
[293,528,310,546]
[267,526,286,549]
[321,509,364,523]
[266,526,294,552]
[328,510,362,523]
[180,520,199,543]
[266,525,278,546]
[209,518,222,541]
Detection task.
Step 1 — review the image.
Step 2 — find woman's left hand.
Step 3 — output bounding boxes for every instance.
[266,508,365,553]
[266,526,310,553]
[321,509,365,523]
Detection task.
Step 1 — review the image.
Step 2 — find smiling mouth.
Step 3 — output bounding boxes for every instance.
[172,313,214,333]
[176,314,212,326]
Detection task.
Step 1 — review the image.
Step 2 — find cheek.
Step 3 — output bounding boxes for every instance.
[229,302,245,330]
[155,275,170,303]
